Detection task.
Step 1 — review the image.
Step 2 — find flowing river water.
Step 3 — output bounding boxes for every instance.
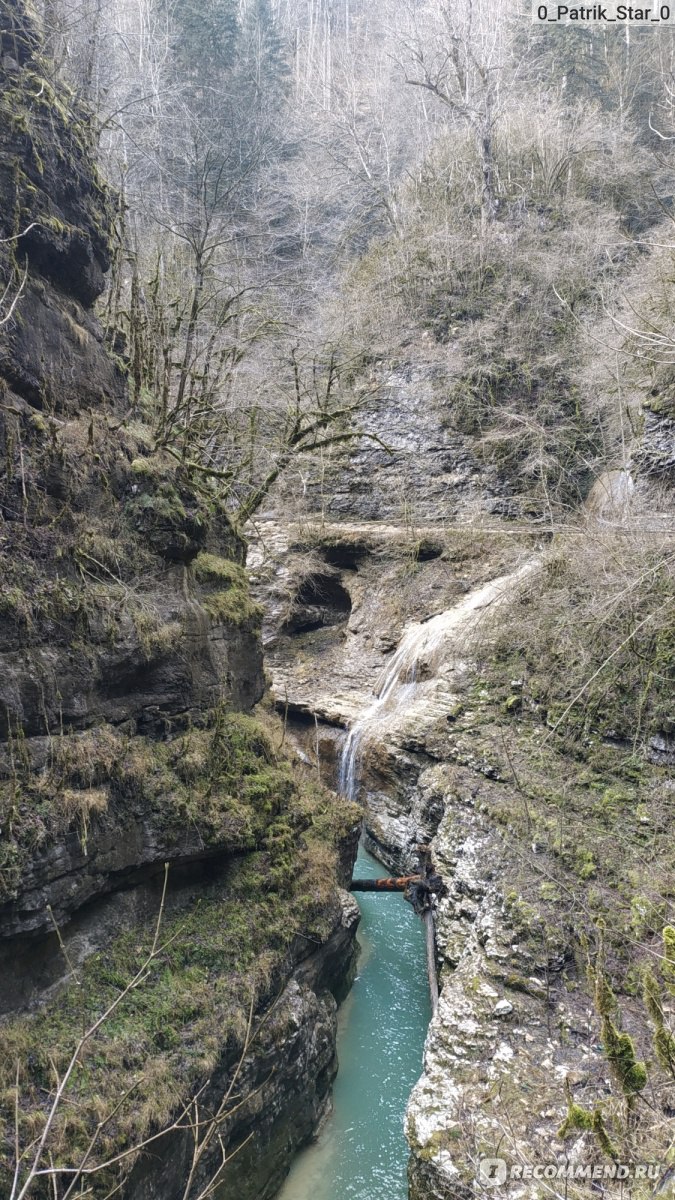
[279,564,539,1198]
[277,844,430,1200]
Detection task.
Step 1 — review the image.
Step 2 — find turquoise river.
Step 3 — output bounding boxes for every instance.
[278,844,431,1200]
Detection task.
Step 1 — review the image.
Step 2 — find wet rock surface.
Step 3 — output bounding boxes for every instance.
[0,0,265,973]
[0,5,119,408]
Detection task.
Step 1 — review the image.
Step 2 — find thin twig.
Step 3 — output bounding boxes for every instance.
[151,862,170,956]
[542,604,669,745]
[0,258,29,328]
[498,728,532,837]
[12,872,176,1200]
[47,904,81,987]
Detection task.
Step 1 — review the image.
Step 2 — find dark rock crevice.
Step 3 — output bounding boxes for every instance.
[283,572,352,635]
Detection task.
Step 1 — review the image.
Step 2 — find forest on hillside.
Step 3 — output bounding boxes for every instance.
[9,0,674,521]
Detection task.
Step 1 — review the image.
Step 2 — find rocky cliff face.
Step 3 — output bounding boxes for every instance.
[254,501,673,1196]
[252,276,674,1194]
[0,0,264,992]
[122,892,361,1200]
[0,6,361,1196]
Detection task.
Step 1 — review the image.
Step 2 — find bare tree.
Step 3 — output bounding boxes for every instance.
[399,0,521,227]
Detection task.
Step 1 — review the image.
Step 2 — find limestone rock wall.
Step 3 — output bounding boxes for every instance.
[253,508,673,1196]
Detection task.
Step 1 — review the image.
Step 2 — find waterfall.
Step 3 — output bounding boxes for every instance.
[337,562,536,802]
[337,724,363,802]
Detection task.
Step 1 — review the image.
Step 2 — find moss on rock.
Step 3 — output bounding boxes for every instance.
[0,704,361,1193]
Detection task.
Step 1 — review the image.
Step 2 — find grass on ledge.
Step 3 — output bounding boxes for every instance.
[0,708,360,1196]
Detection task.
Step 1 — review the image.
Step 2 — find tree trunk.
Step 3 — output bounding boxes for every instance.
[480,126,498,226]
[350,875,422,892]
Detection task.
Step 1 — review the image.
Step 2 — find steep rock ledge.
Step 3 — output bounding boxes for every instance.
[406,780,590,1200]
[125,891,361,1200]
[0,0,266,985]
[254,509,674,1196]
[0,7,362,1197]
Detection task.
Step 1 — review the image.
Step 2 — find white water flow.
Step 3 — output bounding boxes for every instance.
[337,562,536,801]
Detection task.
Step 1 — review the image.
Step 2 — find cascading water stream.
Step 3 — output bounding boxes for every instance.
[337,619,444,800]
[337,563,536,802]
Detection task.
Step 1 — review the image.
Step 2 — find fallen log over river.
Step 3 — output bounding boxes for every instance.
[350,875,421,892]
[350,849,443,1013]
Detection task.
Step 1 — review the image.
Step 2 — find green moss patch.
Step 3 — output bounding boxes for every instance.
[0,707,360,1194]
[0,709,331,903]
[194,553,263,626]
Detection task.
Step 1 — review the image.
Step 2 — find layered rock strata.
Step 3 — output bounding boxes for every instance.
[0,7,361,1197]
